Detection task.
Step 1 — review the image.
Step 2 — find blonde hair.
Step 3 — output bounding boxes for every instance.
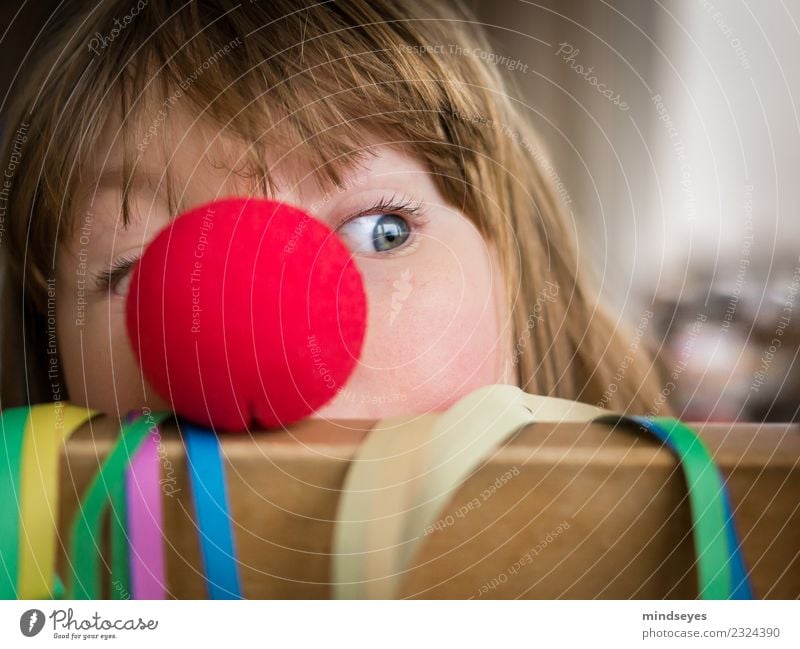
[0,0,668,413]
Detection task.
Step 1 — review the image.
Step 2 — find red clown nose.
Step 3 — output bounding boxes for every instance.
[125,198,367,431]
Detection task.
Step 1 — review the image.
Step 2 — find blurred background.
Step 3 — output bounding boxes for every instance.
[1,0,798,422]
[470,0,800,422]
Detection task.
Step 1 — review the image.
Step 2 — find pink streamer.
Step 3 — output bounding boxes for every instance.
[125,432,166,599]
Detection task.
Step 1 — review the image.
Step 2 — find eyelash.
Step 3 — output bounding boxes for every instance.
[92,252,139,294]
[93,194,429,293]
[333,194,430,257]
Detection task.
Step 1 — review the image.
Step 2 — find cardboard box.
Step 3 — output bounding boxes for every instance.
[56,416,800,599]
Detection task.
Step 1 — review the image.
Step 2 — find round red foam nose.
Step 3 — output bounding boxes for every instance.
[125,198,367,431]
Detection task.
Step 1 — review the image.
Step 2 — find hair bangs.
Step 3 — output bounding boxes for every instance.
[75,1,469,230]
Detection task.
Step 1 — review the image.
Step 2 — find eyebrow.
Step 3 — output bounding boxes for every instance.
[74,165,176,228]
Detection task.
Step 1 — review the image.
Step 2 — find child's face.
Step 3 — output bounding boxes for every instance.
[56,109,513,422]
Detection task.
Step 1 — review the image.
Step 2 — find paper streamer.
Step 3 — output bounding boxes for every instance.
[184,423,242,599]
[125,431,167,599]
[110,412,138,601]
[68,411,170,599]
[0,407,31,599]
[17,403,97,599]
[720,476,753,599]
[109,472,130,600]
[640,417,752,599]
[624,416,731,598]
[333,384,605,599]
[109,412,137,600]
[334,385,751,600]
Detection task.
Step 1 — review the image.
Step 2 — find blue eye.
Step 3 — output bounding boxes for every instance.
[337,213,411,254]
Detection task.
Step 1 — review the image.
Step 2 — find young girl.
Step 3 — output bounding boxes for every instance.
[0,0,667,421]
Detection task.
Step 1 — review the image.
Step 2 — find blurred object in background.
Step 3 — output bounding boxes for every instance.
[655,253,799,423]
[477,0,800,422]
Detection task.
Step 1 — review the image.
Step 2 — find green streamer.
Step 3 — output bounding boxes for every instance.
[68,411,170,599]
[598,415,735,598]
[0,407,31,599]
[654,418,731,599]
[109,474,130,600]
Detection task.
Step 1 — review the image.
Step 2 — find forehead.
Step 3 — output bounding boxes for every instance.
[76,98,376,215]
[76,97,429,222]
[92,100,361,179]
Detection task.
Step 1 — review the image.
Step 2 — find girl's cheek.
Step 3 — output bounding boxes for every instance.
[315,249,507,419]
[375,280,503,408]
[57,298,169,417]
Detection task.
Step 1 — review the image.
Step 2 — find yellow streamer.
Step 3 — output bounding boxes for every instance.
[18,402,97,599]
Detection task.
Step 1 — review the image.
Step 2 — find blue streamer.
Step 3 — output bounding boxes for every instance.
[184,423,242,599]
[720,477,753,599]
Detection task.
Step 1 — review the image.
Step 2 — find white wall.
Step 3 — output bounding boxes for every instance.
[477,0,800,315]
